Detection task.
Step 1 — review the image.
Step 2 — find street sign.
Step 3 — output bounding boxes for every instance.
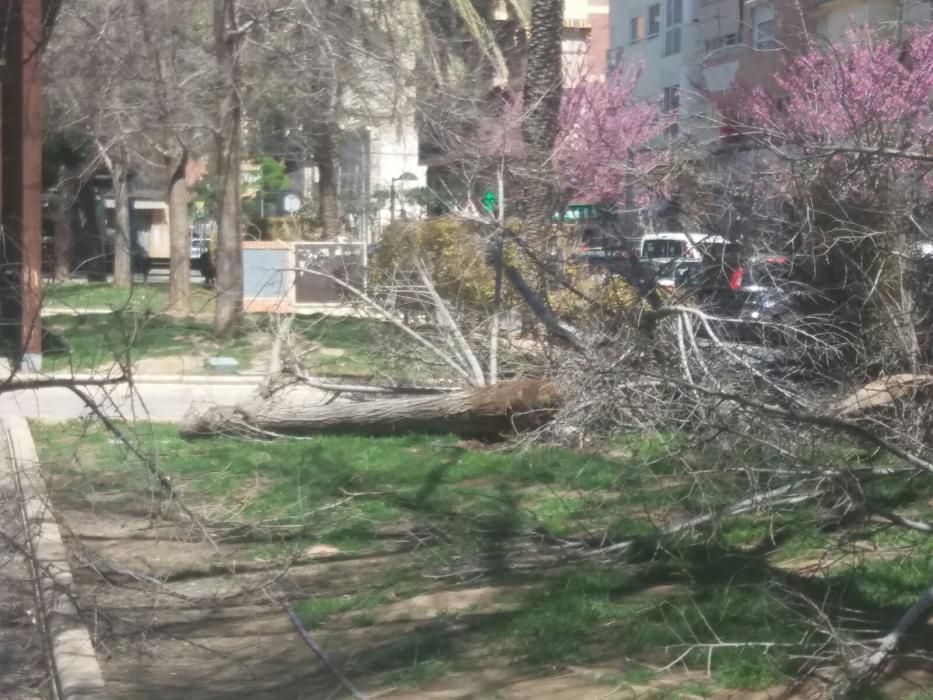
[283,194,301,214]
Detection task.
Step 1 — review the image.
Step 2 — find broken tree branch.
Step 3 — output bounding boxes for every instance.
[179,378,559,440]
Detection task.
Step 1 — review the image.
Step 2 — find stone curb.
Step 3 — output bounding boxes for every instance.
[1,416,108,699]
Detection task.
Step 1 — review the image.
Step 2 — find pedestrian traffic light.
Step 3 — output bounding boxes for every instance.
[481,191,497,214]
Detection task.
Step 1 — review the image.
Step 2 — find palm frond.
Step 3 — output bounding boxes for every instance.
[503,0,530,29]
[448,0,508,81]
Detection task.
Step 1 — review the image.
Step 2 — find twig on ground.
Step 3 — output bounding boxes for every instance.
[275,592,368,700]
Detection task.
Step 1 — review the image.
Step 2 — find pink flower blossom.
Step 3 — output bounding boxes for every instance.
[744,26,933,193]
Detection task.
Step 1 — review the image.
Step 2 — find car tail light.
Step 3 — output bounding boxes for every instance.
[729,267,744,290]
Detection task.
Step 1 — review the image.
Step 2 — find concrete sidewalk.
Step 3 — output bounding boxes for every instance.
[3,371,266,385]
[0,378,326,422]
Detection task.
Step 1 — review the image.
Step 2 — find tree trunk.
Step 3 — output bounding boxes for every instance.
[314,124,342,239]
[179,379,558,439]
[52,167,74,281]
[521,0,564,245]
[213,0,244,336]
[167,152,191,315]
[77,183,105,263]
[112,156,132,288]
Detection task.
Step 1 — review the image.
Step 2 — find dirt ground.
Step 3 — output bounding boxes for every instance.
[0,457,52,699]
[38,459,933,699]
[45,503,933,700]
[46,495,678,699]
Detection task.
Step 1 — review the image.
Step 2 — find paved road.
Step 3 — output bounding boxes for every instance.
[0,379,326,422]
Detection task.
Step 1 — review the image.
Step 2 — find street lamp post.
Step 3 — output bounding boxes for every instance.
[390,172,417,223]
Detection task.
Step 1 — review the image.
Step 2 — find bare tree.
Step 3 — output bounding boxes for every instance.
[213,0,245,335]
[98,142,133,287]
[132,0,207,315]
[46,0,214,293]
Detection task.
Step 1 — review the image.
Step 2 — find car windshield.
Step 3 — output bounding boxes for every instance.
[642,240,684,259]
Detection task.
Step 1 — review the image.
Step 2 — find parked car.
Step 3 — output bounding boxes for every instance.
[639,232,727,288]
[691,254,848,349]
[191,233,209,261]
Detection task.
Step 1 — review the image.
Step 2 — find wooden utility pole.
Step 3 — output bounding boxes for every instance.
[1,0,44,371]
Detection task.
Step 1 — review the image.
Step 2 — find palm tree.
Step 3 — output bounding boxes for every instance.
[520,0,563,245]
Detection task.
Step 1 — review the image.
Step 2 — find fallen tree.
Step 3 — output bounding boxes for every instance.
[179,378,559,439]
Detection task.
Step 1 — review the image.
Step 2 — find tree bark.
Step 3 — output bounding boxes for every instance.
[111,155,132,288]
[521,0,563,245]
[77,183,105,263]
[167,151,191,315]
[52,166,74,281]
[213,0,244,336]
[313,123,342,239]
[179,378,558,439]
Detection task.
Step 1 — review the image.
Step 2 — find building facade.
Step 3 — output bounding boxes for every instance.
[608,0,933,140]
[564,0,612,82]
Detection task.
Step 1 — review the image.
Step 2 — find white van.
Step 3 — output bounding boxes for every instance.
[639,232,727,287]
[640,232,727,263]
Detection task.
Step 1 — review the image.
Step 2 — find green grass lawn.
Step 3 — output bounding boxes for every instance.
[43,281,217,315]
[32,422,932,696]
[40,285,439,378]
[40,284,520,381]
[293,313,459,381]
[42,313,256,372]
[40,308,423,376]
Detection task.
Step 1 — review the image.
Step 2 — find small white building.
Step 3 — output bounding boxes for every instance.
[103,190,171,260]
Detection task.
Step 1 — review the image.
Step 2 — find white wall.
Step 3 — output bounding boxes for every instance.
[608,0,701,120]
[369,116,426,238]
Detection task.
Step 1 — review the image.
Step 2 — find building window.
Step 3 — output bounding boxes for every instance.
[664,0,683,56]
[705,33,739,52]
[752,5,776,49]
[631,15,645,43]
[648,4,661,37]
[607,46,625,73]
[662,85,680,113]
[664,27,682,55]
[666,0,683,27]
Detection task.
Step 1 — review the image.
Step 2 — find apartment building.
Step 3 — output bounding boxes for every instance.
[607,0,933,138]
[493,0,611,84]
[564,0,612,82]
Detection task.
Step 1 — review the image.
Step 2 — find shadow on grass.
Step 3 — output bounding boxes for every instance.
[30,422,933,697]
[291,535,933,695]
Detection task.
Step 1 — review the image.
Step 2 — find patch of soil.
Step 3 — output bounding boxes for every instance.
[0,471,52,698]
[350,585,529,625]
[42,475,933,700]
[381,666,708,700]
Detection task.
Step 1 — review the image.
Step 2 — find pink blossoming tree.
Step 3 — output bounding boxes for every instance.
[745,26,933,194]
[478,64,674,212]
[741,25,933,373]
[554,66,674,208]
